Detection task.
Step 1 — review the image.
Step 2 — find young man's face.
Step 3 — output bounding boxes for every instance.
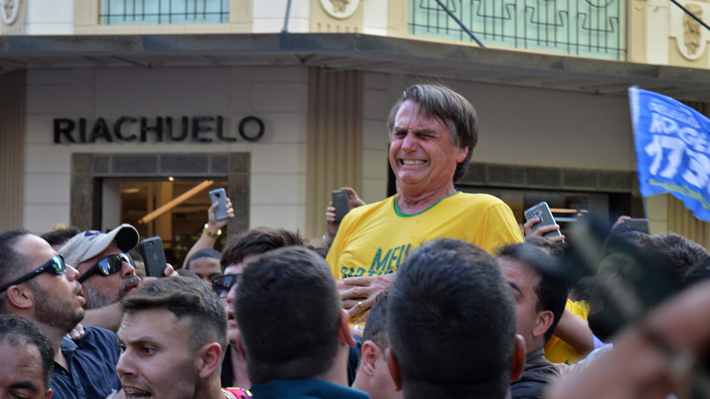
[116,309,199,399]
[0,341,52,399]
[499,257,543,353]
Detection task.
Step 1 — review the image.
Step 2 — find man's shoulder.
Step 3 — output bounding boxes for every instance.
[510,379,547,399]
[451,192,508,208]
[73,326,119,352]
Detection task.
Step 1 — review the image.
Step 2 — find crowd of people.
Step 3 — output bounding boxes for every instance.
[2,83,710,399]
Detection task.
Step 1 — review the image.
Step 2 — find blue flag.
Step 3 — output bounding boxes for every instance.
[629,87,710,222]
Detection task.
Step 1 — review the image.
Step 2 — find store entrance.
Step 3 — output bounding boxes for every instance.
[102,178,229,267]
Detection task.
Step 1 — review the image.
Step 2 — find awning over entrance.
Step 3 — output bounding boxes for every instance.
[2,33,710,101]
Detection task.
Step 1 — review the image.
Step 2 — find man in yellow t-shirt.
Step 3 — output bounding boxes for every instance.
[326,84,522,321]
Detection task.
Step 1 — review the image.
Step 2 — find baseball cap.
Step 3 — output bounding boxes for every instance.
[59,224,140,266]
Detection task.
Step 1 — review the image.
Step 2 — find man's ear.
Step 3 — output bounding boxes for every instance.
[385,348,403,391]
[510,335,526,382]
[45,387,53,399]
[6,285,33,310]
[533,310,555,339]
[339,309,356,347]
[360,340,380,377]
[455,144,469,164]
[196,342,222,379]
[234,332,247,361]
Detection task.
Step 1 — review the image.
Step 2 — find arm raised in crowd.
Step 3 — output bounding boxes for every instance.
[324,187,365,245]
[181,197,234,269]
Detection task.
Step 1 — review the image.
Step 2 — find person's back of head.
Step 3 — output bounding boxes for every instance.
[40,226,80,251]
[221,227,303,268]
[0,314,55,397]
[388,239,523,399]
[0,229,31,313]
[235,246,344,384]
[638,232,710,278]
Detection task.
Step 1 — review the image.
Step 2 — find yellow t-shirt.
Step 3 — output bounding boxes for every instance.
[326,192,523,279]
[544,299,590,364]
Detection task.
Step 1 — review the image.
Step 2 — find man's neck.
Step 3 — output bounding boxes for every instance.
[396,184,457,214]
[314,344,350,387]
[230,346,251,389]
[35,322,69,370]
[195,377,226,399]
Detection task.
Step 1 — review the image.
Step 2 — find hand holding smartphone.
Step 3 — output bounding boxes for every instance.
[209,188,229,221]
[332,190,349,223]
[140,237,167,277]
[524,201,564,240]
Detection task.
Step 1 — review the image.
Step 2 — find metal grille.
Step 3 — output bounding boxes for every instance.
[99,0,229,25]
[410,0,626,60]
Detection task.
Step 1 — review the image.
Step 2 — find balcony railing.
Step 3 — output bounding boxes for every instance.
[409,0,626,60]
[99,0,229,25]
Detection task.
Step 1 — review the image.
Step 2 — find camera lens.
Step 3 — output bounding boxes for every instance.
[215,193,221,198]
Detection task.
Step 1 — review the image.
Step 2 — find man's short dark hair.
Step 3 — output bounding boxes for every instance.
[387,84,477,182]
[40,227,80,247]
[186,248,222,270]
[221,227,303,268]
[637,232,709,278]
[524,236,566,257]
[235,246,342,384]
[120,277,228,357]
[388,239,516,399]
[0,314,55,391]
[0,229,31,312]
[496,243,569,343]
[362,291,389,352]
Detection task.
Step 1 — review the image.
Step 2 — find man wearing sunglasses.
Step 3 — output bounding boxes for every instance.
[0,229,123,399]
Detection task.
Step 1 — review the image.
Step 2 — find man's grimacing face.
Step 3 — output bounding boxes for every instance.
[116,309,199,399]
[389,100,468,193]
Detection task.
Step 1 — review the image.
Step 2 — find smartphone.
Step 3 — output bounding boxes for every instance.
[209,188,229,221]
[140,237,167,278]
[332,190,349,223]
[524,201,563,239]
[619,218,650,234]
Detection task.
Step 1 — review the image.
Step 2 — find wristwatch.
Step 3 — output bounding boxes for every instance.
[203,224,222,239]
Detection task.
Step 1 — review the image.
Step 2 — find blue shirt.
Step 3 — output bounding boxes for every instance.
[251,378,370,399]
[52,327,122,399]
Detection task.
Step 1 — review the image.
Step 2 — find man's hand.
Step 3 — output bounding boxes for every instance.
[339,274,395,321]
[142,264,178,283]
[520,217,565,242]
[65,323,85,339]
[208,197,234,231]
[610,215,632,235]
[325,187,365,244]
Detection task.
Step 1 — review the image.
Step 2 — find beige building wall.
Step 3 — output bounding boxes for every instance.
[0,71,26,231]
[24,66,309,235]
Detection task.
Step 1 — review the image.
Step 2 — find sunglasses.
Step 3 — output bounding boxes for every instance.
[0,255,67,293]
[78,253,133,284]
[211,274,240,298]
